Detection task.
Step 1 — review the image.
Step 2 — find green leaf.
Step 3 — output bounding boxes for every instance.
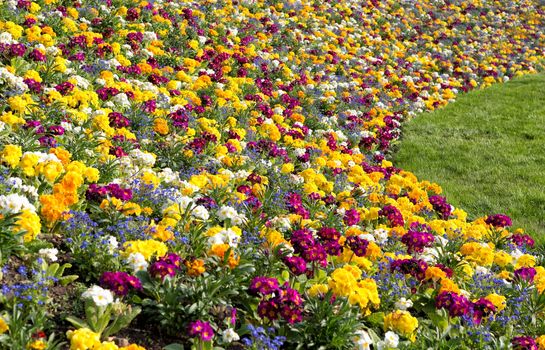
[65,316,89,330]
[163,344,184,350]
[59,275,79,286]
[366,312,385,327]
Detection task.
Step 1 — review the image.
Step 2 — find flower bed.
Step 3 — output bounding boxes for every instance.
[0,0,545,349]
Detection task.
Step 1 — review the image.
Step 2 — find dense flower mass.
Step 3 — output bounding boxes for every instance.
[1,0,545,348]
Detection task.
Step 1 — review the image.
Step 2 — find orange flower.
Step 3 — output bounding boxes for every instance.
[185,259,206,277]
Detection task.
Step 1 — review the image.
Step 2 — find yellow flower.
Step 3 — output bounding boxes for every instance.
[208,243,239,268]
[153,118,169,135]
[0,317,8,334]
[308,284,329,297]
[494,250,513,267]
[425,266,447,282]
[15,209,41,242]
[384,310,418,341]
[439,278,460,294]
[84,167,100,182]
[1,144,22,168]
[40,194,67,223]
[66,328,101,350]
[515,254,536,268]
[485,293,506,312]
[27,340,47,350]
[95,341,119,350]
[123,240,168,260]
[36,160,64,182]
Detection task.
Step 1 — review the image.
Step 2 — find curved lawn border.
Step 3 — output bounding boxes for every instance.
[395,73,545,242]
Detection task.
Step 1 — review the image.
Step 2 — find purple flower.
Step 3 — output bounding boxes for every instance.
[100,271,142,296]
[429,195,452,219]
[317,227,340,241]
[283,256,307,276]
[108,112,130,128]
[485,214,512,228]
[472,298,496,324]
[249,277,279,296]
[343,209,360,226]
[514,267,536,283]
[401,222,435,253]
[149,261,177,280]
[435,291,472,318]
[55,81,74,95]
[189,320,214,341]
[511,336,538,350]
[346,236,369,257]
[390,258,428,281]
[379,205,404,227]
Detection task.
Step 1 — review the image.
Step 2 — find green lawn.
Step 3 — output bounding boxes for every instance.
[394,73,545,242]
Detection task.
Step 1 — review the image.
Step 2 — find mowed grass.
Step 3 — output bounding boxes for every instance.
[394,73,545,242]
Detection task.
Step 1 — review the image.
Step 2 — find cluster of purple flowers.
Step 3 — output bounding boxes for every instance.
[150,253,182,280]
[428,195,452,219]
[317,227,343,256]
[108,112,131,128]
[346,236,369,257]
[435,292,496,324]
[86,183,133,202]
[510,234,535,248]
[290,229,327,268]
[100,271,142,296]
[285,192,310,219]
[249,276,304,324]
[435,291,472,317]
[343,209,360,226]
[485,214,513,228]
[401,222,435,253]
[390,258,428,281]
[379,204,405,227]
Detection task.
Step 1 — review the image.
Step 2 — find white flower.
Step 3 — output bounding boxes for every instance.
[222,328,239,343]
[126,252,148,272]
[111,93,131,108]
[352,329,372,350]
[394,297,413,311]
[105,235,118,254]
[192,205,209,220]
[373,228,389,245]
[38,248,58,262]
[0,193,36,213]
[217,206,238,222]
[82,285,114,307]
[383,331,399,348]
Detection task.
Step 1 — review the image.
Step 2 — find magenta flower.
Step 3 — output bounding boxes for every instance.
[401,222,435,253]
[512,336,538,350]
[150,261,177,280]
[346,236,369,257]
[435,291,472,318]
[514,267,536,283]
[379,205,405,227]
[343,209,360,226]
[100,271,142,296]
[188,320,214,341]
[248,277,279,296]
[485,214,512,228]
[283,256,307,276]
